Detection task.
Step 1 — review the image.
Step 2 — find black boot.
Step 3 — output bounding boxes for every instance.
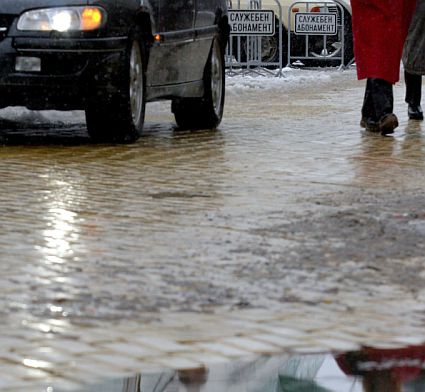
[408,104,424,120]
[361,78,398,135]
[405,71,423,120]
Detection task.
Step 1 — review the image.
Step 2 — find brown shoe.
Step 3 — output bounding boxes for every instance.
[360,117,366,128]
[379,113,398,135]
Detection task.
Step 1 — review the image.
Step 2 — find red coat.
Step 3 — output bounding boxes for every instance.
[351,0,417,84]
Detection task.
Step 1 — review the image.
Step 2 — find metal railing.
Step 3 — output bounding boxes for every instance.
[226,0,284,76]
[225,0,353,74]
[287,1,346,68]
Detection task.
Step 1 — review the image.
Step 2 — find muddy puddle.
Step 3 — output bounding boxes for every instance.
[1,75,425,392]
[70,343,425,392]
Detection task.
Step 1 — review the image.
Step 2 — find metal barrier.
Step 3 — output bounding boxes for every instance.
[287,1,346,68]
[225,0,353,74]
[226,0,284,77]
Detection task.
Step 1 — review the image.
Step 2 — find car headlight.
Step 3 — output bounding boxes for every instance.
[17,7,106,32]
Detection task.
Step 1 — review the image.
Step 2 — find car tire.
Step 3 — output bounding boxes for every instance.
[172,37,225,130]
[85,37,146,143]
[235,19,288,67]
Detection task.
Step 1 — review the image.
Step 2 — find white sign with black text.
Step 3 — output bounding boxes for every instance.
[294,12,337,35]
[229,10,275,36]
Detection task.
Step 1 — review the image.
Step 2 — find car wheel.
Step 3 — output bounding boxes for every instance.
[300,12,353,67]
[85,38,146,143]
[261,34,280,63]
[172,37,225,130]
[236,19,288,66]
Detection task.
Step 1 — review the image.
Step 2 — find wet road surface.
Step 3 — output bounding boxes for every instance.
[1,67,425,391]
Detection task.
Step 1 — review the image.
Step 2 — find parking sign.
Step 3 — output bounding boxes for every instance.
[229,10,275,36]
[294,12,337,35]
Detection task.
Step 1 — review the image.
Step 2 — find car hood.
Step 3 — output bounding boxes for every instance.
[0,0,89,15]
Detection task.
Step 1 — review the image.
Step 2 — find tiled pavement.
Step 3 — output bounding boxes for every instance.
[2,298,425,391]
[1,68,425,391]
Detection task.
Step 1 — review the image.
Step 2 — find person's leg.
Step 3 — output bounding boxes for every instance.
[361,78,377,128]
[405,71,423,120]
[363,78,398,134]
[371,78,398,134]
[370,78,393,117]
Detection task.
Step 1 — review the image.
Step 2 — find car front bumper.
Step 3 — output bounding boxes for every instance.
[0,36,128,110]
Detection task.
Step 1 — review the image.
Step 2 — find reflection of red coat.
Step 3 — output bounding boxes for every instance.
[351,0,417,84]
[336,345,425,383]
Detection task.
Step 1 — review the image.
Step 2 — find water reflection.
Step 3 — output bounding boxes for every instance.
[337,344,425,392]
[75,344,425,392]
[351,120,425,187]
[0,111,229,322]
[400,121,425,162]
[77,353,352,392]
[42,205,78,260]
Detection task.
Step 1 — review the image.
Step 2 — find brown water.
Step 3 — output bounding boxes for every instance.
[1,69,425,391]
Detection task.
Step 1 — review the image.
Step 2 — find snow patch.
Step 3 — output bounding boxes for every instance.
[226,67,336,92]
[0,67,356,124]
[0,107,85,124]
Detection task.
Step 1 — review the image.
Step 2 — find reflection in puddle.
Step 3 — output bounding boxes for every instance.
[337,344,425,392]
[71,344,425,392]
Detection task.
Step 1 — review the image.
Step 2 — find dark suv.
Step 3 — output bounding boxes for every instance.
[0,0,229,141]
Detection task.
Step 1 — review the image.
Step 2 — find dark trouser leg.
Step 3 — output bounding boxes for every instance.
[405,71,422,105]
[361,78,376,123]
[405,71,423,120]
[361,78,397,134]
[362,78,393,123]
[370,78,393,119]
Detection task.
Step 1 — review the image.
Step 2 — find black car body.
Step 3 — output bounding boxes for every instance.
[0,0,229,141]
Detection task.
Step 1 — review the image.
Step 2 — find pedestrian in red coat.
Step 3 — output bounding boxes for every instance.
[351,0,417,135]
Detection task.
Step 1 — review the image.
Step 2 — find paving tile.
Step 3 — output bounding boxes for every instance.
[318,330,372,343]
[250,333,308,348]
[0,375,21,389]
[45,339,98,355]
[99,342,162,358]
[195,342,252,358]
[59,359,132,381]
[0,337,35,352]
[180,352,231,366]
[16,366,51,380]
[77,328,131,344]
[151,356,203,370]
[0,351,27,364]
[81,352,154,373]
[257,325,310,338]
[312,338,360,352]
[22,357,55,371]
[130,336,192,354]
[221,337,282,354]
[17,346,72,364]
[17,378,83,392]
[390,336,425,346]
[290,346,330,354]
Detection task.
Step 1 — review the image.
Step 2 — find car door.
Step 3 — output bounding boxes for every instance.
[147,0,196,86]
[195,0,218,31]
[193,0,224,79]
[159,0,194,33]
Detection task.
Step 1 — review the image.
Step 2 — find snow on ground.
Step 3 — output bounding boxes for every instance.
[226,65,355,92]
[0,106,85,124]
[0,66,356,125]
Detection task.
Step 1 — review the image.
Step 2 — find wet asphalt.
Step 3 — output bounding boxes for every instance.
[1,67,425,390]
